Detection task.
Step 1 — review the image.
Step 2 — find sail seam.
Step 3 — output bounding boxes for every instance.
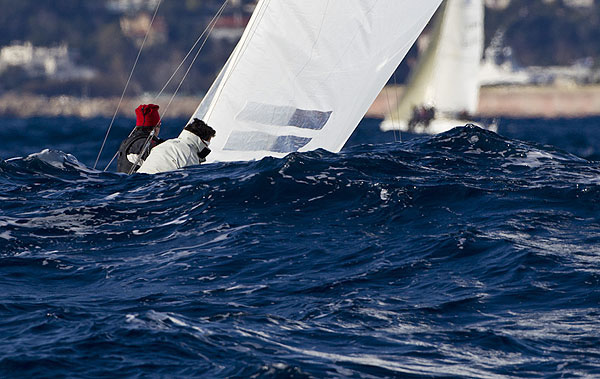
[292,0,331,85]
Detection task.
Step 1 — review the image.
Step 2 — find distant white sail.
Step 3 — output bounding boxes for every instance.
[383,0,485,129]
[192,0,443,162]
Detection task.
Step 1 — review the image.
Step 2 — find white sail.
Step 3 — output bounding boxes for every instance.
[383,0,485,129]
[192,0,443,163]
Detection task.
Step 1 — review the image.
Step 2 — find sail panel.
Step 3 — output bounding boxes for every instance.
[432,0,484,114]
[385,0,484,125]
[237,102,332,131]
[192,0,443,162]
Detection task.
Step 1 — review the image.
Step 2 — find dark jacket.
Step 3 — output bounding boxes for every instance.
[117,127,165,174]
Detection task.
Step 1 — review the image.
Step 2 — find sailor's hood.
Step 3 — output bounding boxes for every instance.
[177,129,209,152]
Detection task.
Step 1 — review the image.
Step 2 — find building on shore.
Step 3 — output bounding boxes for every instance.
[210,0,256,42]
[0,42,96,81]
[106,0,161,13]
[120,13,167,47]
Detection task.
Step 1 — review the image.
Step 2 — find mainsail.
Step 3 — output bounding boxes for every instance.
[383,0,485,129]
[191,0,443,162]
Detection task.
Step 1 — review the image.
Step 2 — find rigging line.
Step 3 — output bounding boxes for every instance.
[93,0,163,170]
[103,125,139,171]
[103,151,119,172]
[393,71,402,142]
[106,1,227,172]
[128,128,157,175]
[154,0,230,101]
[205,0,272,122]
[384,82,397,143]
[103,125,138,171]
[160,1,228,121]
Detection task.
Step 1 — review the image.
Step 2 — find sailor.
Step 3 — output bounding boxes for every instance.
[137,118,216,174]
[117,104,165,174]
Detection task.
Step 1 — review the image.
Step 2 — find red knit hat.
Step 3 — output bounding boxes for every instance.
[135,104,161,127]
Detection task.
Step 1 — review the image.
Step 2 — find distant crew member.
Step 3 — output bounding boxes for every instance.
[117,104,165,174]
[408,105,436,130]
[137,118,216,174]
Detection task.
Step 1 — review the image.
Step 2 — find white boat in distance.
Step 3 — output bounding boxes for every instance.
[380,0,496,135]
[191,0,444,163]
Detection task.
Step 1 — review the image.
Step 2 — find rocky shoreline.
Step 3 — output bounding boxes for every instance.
[2,85,600,119]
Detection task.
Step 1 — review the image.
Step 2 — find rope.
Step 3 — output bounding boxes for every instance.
[206,0,272,122]
[93,0,163,169]
[384,71,403,143]
[103,126,137,171]
[128,128,157,175]
[392,71,402,142]
[105,1,229,173]
[154,0,230,101]
[103,151,119,172]
[384,80,396,143]
[159,0,229,120]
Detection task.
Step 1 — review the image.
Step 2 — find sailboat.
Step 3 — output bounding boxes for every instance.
[380,0,495,135]
[189,0,444,163]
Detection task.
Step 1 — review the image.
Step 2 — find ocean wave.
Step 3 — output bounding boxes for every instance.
[1,125,600,377]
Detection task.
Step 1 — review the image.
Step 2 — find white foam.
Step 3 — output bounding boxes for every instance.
[103,192,121,200]
[380,188,390,201]
[236,326,496,377]
[26,149,83,170]
[503,150,561,169]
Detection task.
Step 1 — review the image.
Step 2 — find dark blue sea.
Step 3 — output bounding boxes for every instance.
[1,116,599,378]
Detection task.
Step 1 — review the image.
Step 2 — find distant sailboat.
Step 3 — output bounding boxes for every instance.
[380,0,494,134]
[191,0,443,163]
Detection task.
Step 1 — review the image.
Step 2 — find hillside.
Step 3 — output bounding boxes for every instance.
[0,0,599,97]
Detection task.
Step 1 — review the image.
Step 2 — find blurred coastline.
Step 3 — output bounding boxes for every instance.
[370,85,600,119]
[2,85,600,119]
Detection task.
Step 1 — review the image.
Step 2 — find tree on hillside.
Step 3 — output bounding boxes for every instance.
[486,0,600,66]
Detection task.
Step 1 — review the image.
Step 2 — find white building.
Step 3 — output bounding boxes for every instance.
[106,0,161,13]
[563,0,594,8]
[210,0,256,42]
[485,0,511,10]
[0,42,95,80]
